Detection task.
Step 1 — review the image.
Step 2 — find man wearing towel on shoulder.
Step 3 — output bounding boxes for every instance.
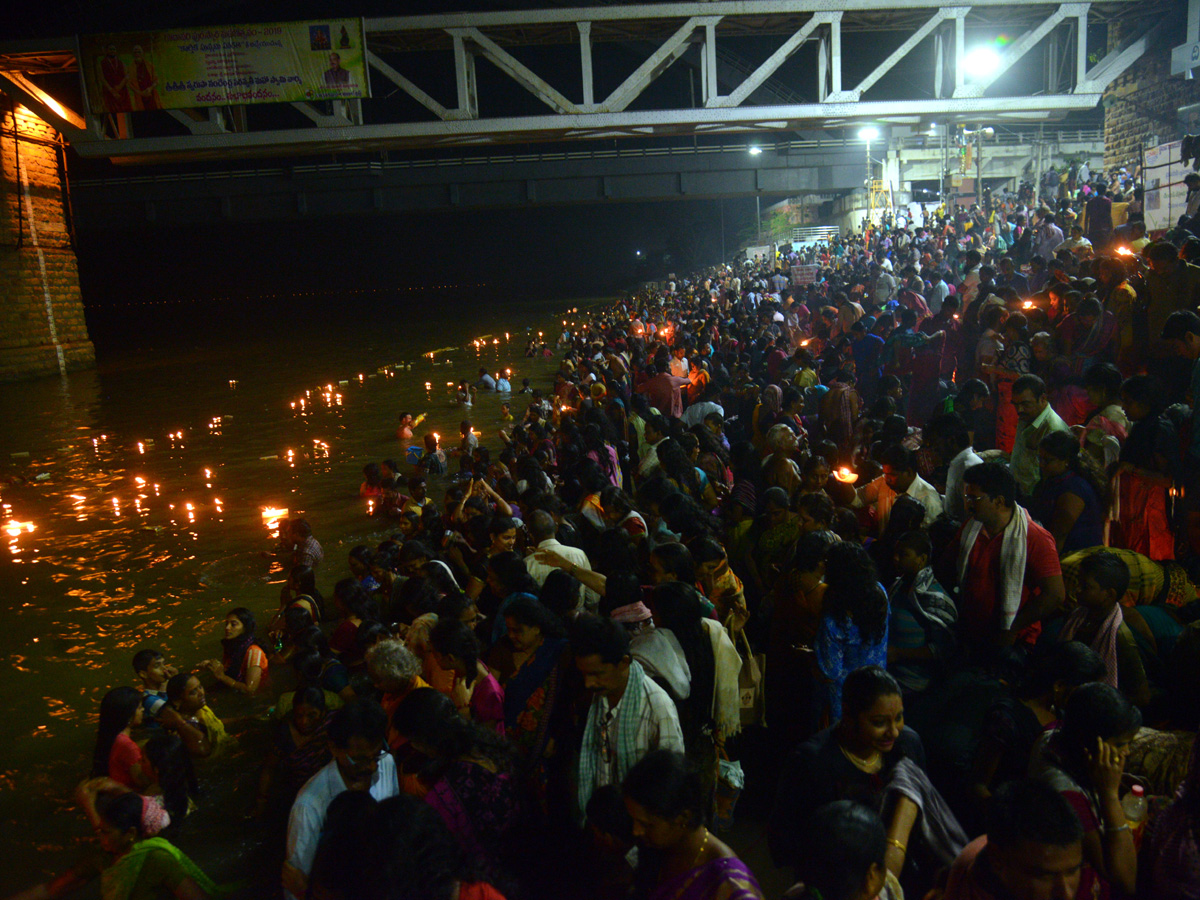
[940,462,1064,660]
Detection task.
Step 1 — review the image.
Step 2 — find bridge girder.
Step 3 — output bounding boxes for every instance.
[0,1,1157,163]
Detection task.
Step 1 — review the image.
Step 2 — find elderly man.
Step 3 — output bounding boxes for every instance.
[1009,374,1069,498]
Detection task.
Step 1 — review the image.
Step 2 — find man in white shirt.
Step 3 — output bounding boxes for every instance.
[1034,213,1064,261]
[637,415,668,479]
[283,701,399,900]
[573,614,684,814]
[524,510,598,609]
[668,345,690,378]
[927,412,983,521]
[853,445,944,532]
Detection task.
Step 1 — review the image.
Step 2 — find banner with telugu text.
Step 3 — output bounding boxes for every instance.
[80,19,369,114]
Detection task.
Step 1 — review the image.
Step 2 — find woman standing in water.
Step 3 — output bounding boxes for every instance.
[92,687,155,794]
[6,789,216,899]
[202,607,267,695]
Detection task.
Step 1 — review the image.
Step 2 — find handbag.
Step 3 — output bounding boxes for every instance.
[727,617,766,728]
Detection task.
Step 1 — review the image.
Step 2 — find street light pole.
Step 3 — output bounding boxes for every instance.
[756,194,761,244]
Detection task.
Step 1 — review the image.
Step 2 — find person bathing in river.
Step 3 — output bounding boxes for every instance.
[397,412,415,442]
[132,649,177,720]
[201,607,267,695]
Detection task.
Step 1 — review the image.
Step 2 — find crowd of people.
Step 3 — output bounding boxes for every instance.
[13,177,1200,900]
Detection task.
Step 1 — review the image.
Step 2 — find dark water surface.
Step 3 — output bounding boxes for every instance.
[0,291,592,894]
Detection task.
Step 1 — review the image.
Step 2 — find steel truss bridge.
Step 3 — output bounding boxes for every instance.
[0,0,1158,163]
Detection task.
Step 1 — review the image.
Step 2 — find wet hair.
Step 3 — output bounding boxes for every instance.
[503,594,567,639]
[1060,683,1142,767]
[988,778,1084,850]
[96,791,146,839]
[362,462,382,487]
[165,672,197,706]
[822,543,888,644]
[429,618,482,686]
[622,750,706,828]
[840,666,902,720]
[144,732,196,823]
[797,801,886,900]
[1015,641,1106,700]
[132,648,163,676]
[1078,550,1131,601]
[570,613,631,664]
[92,686,144,777]
[327,699,388,749]
[309,791,378,899]
[963,461,1017,507]
[225,606,256,638]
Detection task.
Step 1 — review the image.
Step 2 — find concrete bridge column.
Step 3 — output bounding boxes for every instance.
[0,100,94,382]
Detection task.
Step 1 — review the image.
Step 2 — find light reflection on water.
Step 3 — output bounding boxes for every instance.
[0,292,582,890]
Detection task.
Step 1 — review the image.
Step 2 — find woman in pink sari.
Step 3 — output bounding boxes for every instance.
[624,750,764,900]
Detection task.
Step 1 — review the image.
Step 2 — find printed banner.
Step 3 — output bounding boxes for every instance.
[1144,140,1186,234]
[80,19,369,113]
[791,265,818,285]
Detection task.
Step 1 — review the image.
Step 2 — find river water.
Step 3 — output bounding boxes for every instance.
[0,290,591,894]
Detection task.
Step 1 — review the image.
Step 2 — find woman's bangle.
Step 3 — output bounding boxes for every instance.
[887,838,907,853]
[1104,822,1130,834]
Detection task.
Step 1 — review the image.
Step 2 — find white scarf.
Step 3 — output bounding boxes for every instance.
[957,505,1030,629]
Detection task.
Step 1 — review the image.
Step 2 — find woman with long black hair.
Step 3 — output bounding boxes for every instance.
[815,542,889,721]
[92,687,155,793]
[202,606,267,694]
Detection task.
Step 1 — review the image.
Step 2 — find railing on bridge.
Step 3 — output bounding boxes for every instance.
[792,226,841,244]
[894,127,1104,149]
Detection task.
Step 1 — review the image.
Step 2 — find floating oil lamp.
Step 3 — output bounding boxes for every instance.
[833,466,859,484]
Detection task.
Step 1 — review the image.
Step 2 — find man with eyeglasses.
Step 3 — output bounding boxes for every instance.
[283,700,398,900]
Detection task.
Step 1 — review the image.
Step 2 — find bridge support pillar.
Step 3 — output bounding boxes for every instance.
[0,101,94,382]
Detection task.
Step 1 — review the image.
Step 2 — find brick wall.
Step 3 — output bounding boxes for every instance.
[1103,8,1200,172]
[0,101,94,382]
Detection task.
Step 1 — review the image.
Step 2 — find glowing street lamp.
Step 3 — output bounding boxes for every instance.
[748,145,762,156]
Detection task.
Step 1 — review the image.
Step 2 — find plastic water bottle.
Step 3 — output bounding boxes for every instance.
[1121,784,1147,848]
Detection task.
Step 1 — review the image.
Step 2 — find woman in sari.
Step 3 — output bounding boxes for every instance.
[201,607,267,695]
[1110,374,1177,560]
[392,688,523,882]
[491,596,569,795]
[8,790,216,900]
[624,750,764,900]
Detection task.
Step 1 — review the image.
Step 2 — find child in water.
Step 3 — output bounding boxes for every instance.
[500,402,513,422]
[456,381,475,407]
